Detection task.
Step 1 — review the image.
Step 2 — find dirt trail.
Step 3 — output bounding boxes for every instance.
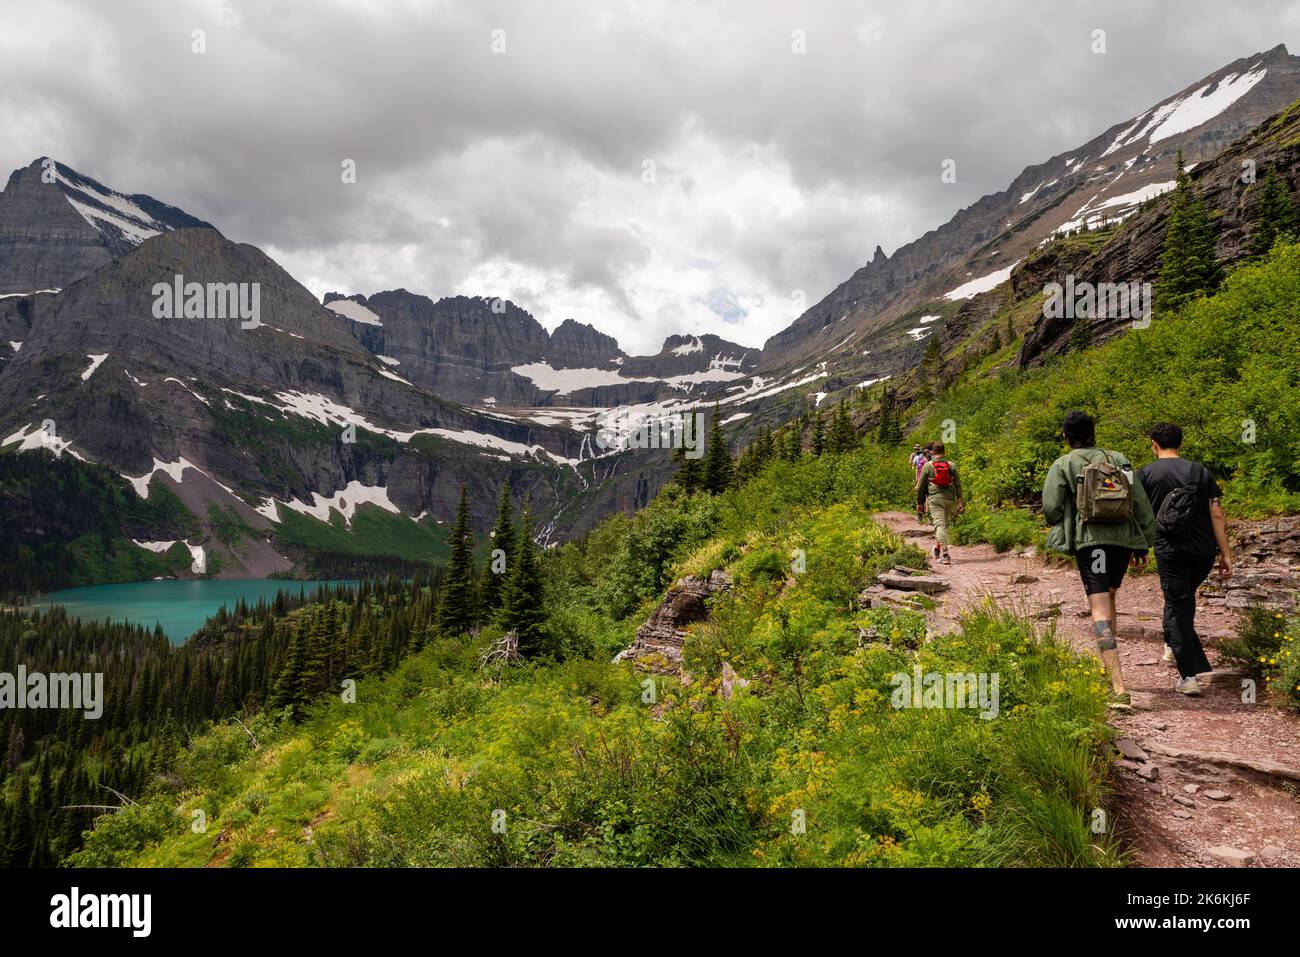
[874,510,1300,868]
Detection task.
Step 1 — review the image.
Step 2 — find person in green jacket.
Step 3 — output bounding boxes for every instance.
[1042,411,1156,708]
[915,441,963,565]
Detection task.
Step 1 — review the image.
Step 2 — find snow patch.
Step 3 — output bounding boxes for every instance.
[2,422,85,460]
[133,539,179,554]
[325,299,384,326]
[511,362,655,391]
[1148,68,1267,144]
[164,376,211,405]
[80,353,108,381]
[123,457,195,498]
[282,481,401,526]
[943,264,1018,300]
[0,289,60,299]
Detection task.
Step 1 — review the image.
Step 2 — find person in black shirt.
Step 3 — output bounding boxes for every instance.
[1136,423,1234,696]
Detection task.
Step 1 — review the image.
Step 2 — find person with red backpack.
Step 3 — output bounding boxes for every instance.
[915,441,962,565]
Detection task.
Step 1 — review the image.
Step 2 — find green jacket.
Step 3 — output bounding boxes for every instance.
[1042,447,1155,554]
[917,457,962,502]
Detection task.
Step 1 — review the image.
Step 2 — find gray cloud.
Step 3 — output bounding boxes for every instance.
[1,0,1297,354]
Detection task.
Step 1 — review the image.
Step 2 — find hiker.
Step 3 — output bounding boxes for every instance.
[1042,411,1155,709]
[915,441,962,564]
[911,444,928,522]
[1137,422,1233,696]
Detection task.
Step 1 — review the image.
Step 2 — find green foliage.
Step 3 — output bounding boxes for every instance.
[1250,168,1297,257]
[912,241,1300,518]
[1155,150,1222,313]
[876,387,903,447]
[702,404,734,494]
[273,503,449,564]
[0,450,196,599]
[1217,606,1300,711]
[952,505,1043,553]
[437,484,476,636]
[497,501,547,657]
[480,481,516,615]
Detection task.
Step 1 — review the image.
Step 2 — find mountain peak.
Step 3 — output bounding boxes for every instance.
[0,158,215,294]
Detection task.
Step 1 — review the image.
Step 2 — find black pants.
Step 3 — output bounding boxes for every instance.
[1156,550,1215,678]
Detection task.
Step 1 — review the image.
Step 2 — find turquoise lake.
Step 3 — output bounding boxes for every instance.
[30,579,358,644]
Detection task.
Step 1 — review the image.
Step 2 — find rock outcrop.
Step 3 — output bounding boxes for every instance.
[1202,517,1300,611]
[614,570,732,672]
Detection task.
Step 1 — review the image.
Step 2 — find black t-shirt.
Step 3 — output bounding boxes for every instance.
[1137,457,1222,556]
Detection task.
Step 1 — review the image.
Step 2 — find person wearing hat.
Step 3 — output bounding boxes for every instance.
[1041,411,1156,710]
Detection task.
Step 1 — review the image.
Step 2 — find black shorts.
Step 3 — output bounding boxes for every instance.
[1075,545,1134,595]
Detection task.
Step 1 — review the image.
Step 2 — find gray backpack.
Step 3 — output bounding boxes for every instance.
[1076,451,1134,524]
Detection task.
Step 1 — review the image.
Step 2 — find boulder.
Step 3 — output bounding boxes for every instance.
[876,570,950,594]
[614,570,732,673]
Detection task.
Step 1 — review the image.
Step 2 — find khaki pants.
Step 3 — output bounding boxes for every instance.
[928,496,955,546]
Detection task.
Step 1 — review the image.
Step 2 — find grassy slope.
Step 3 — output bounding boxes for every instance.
[274,505,450,564]
[886,239,1300,559]
[75,457,1119,867]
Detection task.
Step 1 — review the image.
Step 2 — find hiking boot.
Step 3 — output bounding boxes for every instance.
[1107,691,1132,713]
[932,544,941,558]
[939,552,952,565]
[1162,645,1175,663]
[1175,676,1201,696]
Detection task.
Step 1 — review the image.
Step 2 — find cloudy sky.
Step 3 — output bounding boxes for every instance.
[2,0,1297,354]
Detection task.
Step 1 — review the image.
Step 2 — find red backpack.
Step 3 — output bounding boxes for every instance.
[931,460,954,488]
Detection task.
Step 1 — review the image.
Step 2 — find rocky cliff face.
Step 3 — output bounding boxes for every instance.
[325,288,757,408]
[0,158,214,295]
[1020,92,1300,364]
[0,229,613,574]
[749,45,1300,416]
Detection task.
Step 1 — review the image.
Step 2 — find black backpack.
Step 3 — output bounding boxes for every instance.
[1154,463,1207,542]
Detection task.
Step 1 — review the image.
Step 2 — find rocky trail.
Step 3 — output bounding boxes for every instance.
[873,510,1300,868]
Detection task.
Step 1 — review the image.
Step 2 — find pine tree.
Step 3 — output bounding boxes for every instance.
[811,409,826,456]
[1250,168,1297,257]
[672,444,704,493]
[498,500,547,658]
[1155,149,1222,312]
[829,399,858,453]
[781,421,801,461]
[270,625,309,720]
[702,405,733,494]
[437,484,477,635]
[876,387,902,447]
[480,481,515,614]
[915,335,942,402]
